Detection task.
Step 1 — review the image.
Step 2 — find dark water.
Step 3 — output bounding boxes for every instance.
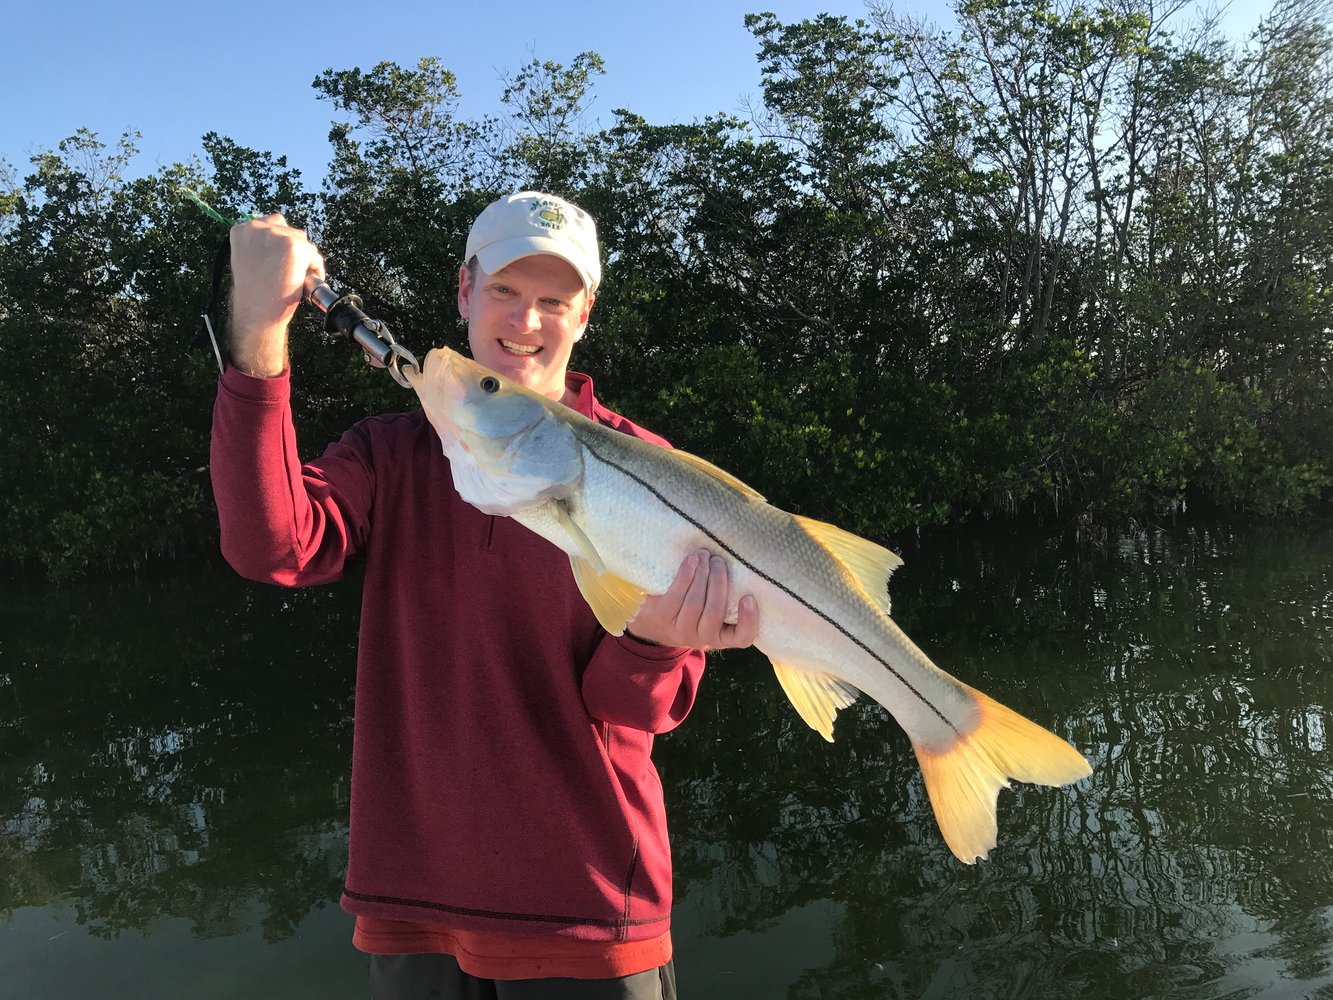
[2,522,1330,999]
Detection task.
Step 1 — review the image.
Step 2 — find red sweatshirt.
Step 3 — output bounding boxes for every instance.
[210,365,704,944]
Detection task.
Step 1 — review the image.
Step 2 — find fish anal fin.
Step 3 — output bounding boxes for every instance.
[793,515,904,615]
[672,449,766,501]
[913,684,1092,864]
[771,660,862,743]
[570,557,645,636]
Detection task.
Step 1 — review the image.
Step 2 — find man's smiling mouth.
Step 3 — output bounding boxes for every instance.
[500,339,540,356]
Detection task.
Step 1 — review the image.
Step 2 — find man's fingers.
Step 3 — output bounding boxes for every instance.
[662,551,700,606]
[719,595,760,649]
[226,215,325,376]
[626,550,758,651]
[678,550,712,627]
[697,554,731,636]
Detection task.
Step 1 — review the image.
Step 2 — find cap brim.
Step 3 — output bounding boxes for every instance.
[474,236,597,292]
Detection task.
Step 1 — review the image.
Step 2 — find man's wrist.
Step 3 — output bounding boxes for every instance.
[229,357,286,378]
[227,327,289,377]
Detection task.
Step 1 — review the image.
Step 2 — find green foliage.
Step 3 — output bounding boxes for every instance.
[498,51,606,192]
[0,131,307,578]
[3,0,1332,578]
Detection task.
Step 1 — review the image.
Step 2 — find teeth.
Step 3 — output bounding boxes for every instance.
[501,340,539,355]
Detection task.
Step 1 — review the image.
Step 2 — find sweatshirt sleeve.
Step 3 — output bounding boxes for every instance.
[580,634,706,734]
[210,366,373,586]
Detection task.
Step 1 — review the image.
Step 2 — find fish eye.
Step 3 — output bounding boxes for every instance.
[480,376,500,394]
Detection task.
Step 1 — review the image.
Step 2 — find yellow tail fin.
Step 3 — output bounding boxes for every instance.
[913,684,1091,864]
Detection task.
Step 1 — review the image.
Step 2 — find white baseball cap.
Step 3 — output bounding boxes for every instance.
[465,191,601,293]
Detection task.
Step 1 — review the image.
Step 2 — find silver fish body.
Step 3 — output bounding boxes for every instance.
[518,423,979,752]
[407,348,1091,863]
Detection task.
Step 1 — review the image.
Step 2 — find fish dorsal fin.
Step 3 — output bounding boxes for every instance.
[793,514,903,615]
[569,557,646,636]
[771,660,862,742]
[671,449,766,501]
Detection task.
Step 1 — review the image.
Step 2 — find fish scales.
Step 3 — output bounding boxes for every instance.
[551,419,983,751]
[406,348,1093,863]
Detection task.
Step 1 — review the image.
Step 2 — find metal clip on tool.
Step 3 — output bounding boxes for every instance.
[304,274,419,388]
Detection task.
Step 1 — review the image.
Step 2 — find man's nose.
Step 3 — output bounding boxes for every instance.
[511,301,541,331]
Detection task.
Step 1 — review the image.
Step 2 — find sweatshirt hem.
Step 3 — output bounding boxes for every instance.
[341,886,670,932]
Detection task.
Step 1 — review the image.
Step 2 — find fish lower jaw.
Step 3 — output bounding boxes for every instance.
[499,339,541,356]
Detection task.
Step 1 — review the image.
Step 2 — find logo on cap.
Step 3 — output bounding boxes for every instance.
[530,198,567,231]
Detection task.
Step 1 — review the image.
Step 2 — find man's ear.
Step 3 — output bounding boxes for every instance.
[457,263,473,319]
[573,291,595,341]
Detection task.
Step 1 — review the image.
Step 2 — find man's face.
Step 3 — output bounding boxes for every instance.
[458,254,593,404]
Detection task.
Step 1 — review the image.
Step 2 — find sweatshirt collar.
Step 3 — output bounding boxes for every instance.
[564,370,600,420]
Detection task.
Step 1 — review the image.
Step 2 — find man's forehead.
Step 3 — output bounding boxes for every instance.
[491,254,587,289]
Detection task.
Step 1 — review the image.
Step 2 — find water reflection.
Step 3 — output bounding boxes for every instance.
[658,522,1333,997]
[0,573,358,950]
[2,522,1331,998]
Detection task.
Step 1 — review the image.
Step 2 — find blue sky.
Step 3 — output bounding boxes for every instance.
[2,0,1277,188]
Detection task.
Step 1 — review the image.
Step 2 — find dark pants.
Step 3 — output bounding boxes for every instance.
[369,953,677,1000]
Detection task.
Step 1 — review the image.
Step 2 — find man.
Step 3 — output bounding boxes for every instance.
[212,191,758,999]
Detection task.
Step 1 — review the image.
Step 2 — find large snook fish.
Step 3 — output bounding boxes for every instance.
[405,349,1091,863]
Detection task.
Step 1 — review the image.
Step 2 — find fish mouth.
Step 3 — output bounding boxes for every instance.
[499,339,541,356]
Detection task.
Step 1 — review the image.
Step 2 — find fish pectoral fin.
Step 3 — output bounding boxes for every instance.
[793,514,903,615]
[771,661,862,743]
[671,449,766,501]
[554,499,605,575]
[570,556,645,636]
[912,683,1093,865]
[553,500,644,635]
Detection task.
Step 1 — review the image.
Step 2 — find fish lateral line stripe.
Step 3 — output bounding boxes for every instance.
[581,439,959,736]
